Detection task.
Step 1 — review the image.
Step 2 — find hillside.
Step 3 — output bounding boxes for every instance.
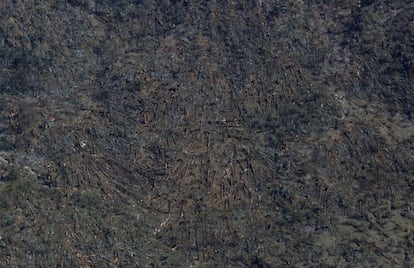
[0,0,413,266]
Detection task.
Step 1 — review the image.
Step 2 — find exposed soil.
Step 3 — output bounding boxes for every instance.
[0,0,413,267]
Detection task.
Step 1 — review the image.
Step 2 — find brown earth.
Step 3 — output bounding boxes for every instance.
[0,0,413,267]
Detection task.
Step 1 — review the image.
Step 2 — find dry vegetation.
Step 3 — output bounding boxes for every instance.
[0,0,413,266]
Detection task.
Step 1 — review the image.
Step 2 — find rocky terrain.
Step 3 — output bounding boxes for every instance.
[0,0,413,266]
